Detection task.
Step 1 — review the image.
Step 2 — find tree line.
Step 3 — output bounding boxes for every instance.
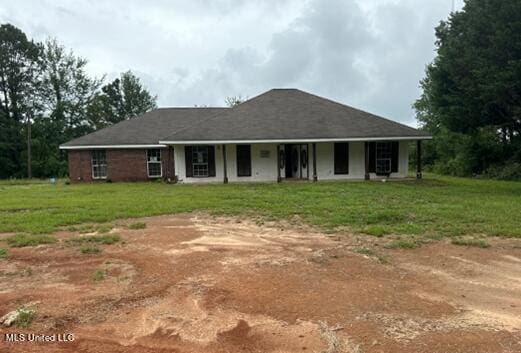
[0,24,157,179]
[416,0,521,180]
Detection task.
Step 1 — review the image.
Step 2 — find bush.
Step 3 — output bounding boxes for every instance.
[7,234,57,247]
[0,248,7,258]
[483,162,521,181]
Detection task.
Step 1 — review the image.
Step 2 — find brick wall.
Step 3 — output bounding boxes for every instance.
[67,148,173,183]
[67,150,94,182]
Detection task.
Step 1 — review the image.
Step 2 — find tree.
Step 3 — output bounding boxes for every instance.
[87,71,157,128]
[39,39,102,136]
[225,95,246,107]
[0,110,19,178]
[0,24,159,179]
[415,0,521,177]
[29,39,102,177]
[0,24,42,178]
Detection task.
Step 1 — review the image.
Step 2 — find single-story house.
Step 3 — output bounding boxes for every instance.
[60,88,431,183]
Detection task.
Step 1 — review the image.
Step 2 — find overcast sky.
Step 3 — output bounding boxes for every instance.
[1,0,463,126]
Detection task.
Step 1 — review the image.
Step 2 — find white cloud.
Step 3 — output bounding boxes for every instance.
[0,0,462,125]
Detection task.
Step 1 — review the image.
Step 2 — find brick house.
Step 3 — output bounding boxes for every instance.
[60,89,431,183]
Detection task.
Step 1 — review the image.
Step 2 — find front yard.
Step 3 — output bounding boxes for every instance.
[1,175,520,352]
[1,174,520,239]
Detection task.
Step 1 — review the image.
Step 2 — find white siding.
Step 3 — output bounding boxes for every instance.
[173,141,410,183]
[174,143,279,183]
[315,141,365,180]
[316,141,409,179]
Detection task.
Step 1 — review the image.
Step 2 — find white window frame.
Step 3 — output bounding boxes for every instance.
[91,150,107,179]
[192,146,209,177]
[147,149,162,178]
[376,142,392,175]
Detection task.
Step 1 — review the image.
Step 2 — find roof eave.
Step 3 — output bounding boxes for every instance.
[158,136,433,145]
[59,144,167,150]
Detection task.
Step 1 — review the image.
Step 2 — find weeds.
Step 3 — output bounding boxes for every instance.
[451,238,490,248]
[384,238,422,249]
[96,224,113,233]
[0,248,7,258]
[15,307,35,328]
[352,247,388,264]
[92,269,106,281]
[376,254,389,264]
[127,222,146,230]
[363,225,387,237]
[80,245,101,254]
[67,234,120,245]
[352,247,374,256]
[68,223,112,234]
[7,234,57,247]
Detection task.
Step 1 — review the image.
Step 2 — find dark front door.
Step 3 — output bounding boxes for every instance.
[283,144,308,179]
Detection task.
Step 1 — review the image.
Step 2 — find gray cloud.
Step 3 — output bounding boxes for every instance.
[0,0,462,125]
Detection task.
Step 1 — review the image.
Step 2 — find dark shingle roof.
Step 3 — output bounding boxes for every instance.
[60,108,227,147]
[61,89,430,148]
[160,89,430,142]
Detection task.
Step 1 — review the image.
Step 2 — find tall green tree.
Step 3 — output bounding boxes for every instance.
[87,71,157,128]
[0,110,19,178]
[32,39,102,177]
[0,24,158,179]
[39,38,102,136]
[415,0,521,177]
[0,24,41,178]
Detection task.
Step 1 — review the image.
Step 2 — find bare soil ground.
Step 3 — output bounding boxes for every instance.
[0,213,520,353]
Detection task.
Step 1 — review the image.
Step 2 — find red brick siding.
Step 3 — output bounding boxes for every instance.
[67,150,94,182]
[67,148,172,183]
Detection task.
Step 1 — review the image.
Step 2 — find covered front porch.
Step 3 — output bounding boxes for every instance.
[167,140,424,184]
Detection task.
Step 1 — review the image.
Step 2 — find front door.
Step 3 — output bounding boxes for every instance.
[282,144,309,179]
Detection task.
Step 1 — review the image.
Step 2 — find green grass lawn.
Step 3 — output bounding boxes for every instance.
[0,174,520,238]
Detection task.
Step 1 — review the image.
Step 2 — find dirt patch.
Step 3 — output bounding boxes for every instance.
[0,213,520,353]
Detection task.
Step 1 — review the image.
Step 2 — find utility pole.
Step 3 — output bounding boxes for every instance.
[26,109,32,179]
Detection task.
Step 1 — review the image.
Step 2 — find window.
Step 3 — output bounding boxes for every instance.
[236,145,251,177]
[334,143,349,174]
[376,142,392,175]
[91,150,107,179]
[185,146,215,178]
[147,149,162,178]
[192,146,209,177]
